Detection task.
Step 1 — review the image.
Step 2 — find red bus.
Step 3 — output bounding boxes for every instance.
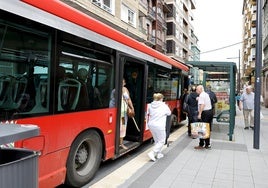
[0,0,189,187]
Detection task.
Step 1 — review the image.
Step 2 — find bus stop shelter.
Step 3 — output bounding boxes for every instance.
[187,61,237,141]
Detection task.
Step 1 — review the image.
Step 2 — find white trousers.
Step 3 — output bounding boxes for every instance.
[149,126,166,154]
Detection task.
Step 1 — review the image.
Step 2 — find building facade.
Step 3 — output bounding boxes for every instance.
[242,0,268,107]
[61,0,198,63]
[242,0,257,88]
[166,0,199,62]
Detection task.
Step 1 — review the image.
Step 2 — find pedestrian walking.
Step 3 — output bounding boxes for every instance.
[194,85,213,149]
[147,93,171,161]
[239,85,254,129]
[186,85,198,137]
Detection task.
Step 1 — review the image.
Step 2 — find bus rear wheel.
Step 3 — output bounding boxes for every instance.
[65,130,103,187]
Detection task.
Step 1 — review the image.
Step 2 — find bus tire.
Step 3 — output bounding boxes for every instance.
[65,130,103,187]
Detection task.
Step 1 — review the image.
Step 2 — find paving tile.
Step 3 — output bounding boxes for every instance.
[233,181,254,188]
[212,179,233,188]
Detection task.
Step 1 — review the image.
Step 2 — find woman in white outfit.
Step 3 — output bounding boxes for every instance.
[147,93,171,161]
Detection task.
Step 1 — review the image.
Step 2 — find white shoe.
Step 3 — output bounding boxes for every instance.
[148,151,156,162]
[156,153,164,159]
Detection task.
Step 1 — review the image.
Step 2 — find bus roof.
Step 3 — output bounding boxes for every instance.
[21,0,189,72]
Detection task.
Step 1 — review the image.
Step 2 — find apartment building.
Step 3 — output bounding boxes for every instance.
[166,0,198,62]
[61,0,198,63]
[242,0,268,107]
[242,0,256,86]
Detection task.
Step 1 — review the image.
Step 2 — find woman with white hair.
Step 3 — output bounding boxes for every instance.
[147,93,171,161]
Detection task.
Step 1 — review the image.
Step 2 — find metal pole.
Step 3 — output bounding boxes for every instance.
[253,0,262,149]
[238,50,241,93]
[229,63,235,141]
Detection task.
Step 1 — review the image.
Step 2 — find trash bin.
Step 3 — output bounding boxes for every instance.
[0,148,38,188]
[0,124,40,188]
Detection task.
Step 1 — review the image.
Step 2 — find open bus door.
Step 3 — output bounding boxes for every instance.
[116,55,147,156]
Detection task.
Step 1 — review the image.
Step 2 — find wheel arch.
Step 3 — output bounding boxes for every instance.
[64,127,106,187]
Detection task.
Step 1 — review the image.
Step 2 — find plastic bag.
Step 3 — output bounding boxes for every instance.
[191,122,210,139]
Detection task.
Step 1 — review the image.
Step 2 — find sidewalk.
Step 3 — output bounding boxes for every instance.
[119,107,268,188]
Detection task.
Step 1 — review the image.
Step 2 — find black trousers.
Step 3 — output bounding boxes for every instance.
[199,109,213,147]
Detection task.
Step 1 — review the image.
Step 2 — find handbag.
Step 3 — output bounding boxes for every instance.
[190,122,210,139]
[124,98,135,118]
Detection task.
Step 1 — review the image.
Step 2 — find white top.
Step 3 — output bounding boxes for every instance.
[240,92,254,110]
[147,101,171,130]
[198,91,212,111]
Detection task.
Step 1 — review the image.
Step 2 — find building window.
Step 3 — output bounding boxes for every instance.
[128,10,134,25]
[121,4,136,27]
[92,0,115,14]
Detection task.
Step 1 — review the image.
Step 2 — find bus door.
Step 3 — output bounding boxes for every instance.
[117,56,147,154]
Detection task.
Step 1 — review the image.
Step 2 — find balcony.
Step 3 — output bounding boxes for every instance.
[147,7,156,21]
[251,38,256,47]
[251,5,257,13]
[252,14,256,26]
[157,15,167,30]
[145,35,156,46]
[139,25,147,35]
[162,41,167,52]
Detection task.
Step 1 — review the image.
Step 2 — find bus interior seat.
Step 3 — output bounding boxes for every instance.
[93,86,103,108]
[12,77,28,109]
[0,75,28,110]
[30,79,48,113]
[77,68,89,110]
[98,80,110,107]
[0,76,12,107]
[58,78,81,111]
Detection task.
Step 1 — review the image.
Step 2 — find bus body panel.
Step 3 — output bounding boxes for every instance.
[21,0,188,71]
[38,148,69,188]
[15,109,116,187]
[167,100,183,122]
[16,109,115,154]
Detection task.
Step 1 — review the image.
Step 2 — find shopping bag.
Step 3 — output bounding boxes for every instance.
[191,122,210,139]
[260,111,264,120]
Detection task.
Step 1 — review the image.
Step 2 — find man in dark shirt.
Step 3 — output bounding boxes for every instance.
[186,86,198,137]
